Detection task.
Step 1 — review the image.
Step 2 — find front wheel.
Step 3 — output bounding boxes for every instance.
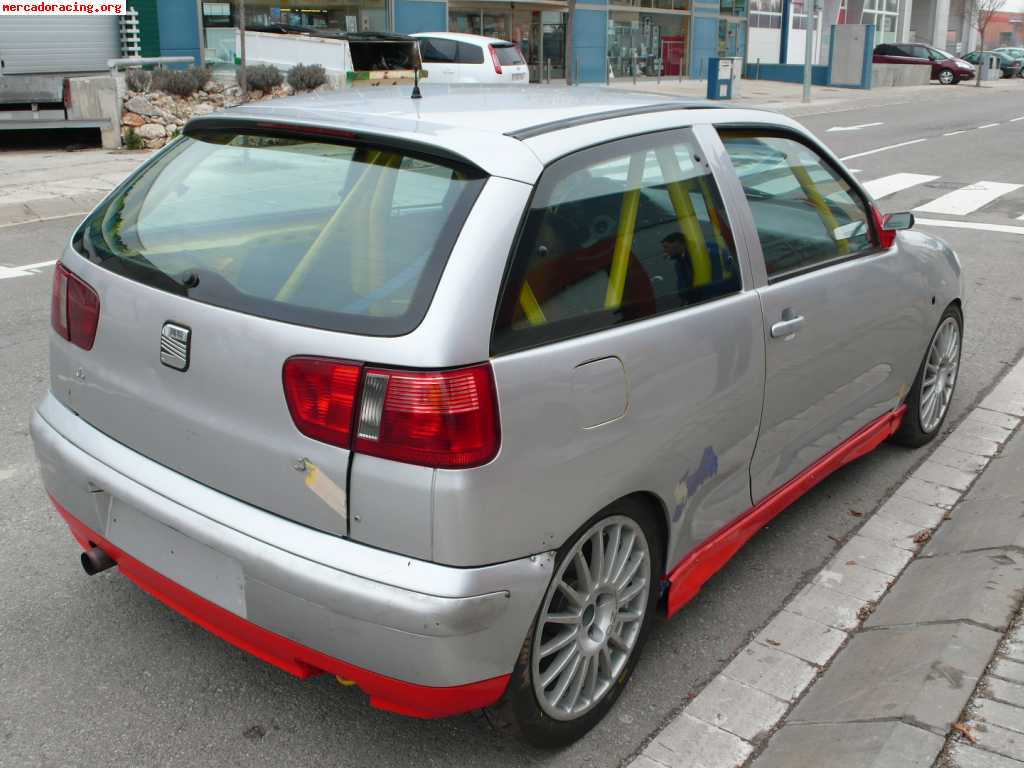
[488,499,662,748]
[893,305,962,447]
[938,68,957,84]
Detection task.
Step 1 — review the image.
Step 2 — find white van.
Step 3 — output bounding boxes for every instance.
[412,32,529,84]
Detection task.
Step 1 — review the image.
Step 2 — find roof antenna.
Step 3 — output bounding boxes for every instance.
[411,64,423,100]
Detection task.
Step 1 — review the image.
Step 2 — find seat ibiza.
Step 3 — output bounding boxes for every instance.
[31,87,963,747]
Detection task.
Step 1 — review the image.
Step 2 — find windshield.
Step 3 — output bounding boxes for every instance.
[933,48,955,59]
[74,129,486,336]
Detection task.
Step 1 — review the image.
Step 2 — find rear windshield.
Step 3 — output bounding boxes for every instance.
[494,44,525,65]
[74,128,486,336]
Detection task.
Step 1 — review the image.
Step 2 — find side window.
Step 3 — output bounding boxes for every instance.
[492,130,741,354]
[456,42,486,64]
[720,131,873,279]
[912,45,933,59]
[419,37,457,63]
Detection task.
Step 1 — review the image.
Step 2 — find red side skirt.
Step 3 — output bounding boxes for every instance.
[51,498,510,719]
[665,406,906,618]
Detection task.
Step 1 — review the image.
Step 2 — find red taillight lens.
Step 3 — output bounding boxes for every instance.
[488,44,503,75]
[355,364,499,469]
[283,357,362,448]
[51,263,100,350]
[872,205,896,249]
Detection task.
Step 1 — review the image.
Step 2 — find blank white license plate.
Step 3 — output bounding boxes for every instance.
[512,73,527,81]
[106,500,246,616]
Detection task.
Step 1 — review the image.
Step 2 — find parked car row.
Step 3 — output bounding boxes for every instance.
[962,49,1023,78]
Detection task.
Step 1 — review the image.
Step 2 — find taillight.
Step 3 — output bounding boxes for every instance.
[283,357,362,448]
[354,364,499,469]
[488,44,503,75]
[51,263,100,350]
[872,205,896,249]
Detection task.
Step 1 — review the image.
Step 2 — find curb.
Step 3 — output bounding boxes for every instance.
[626,357,1024,768]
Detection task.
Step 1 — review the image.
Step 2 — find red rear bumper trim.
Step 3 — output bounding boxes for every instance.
[50,497,510,719]
[666,405,906,617]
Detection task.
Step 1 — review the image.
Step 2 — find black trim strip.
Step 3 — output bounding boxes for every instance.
[505,102,720,140]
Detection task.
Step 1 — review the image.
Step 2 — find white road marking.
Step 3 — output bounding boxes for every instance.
[916,218,1024,236]
[0,259,56,280]
[840,138,927,162]
[1011,116,1024,122]
[978,123,1000,130]
[944,130,967,136]
[847,169,863,174]
[0,211,91,230]
[862,173,940,200]
[913,181,1023,216]
[827,121,884,133]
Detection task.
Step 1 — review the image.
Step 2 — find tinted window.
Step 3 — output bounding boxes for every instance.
[875,44,895,55]
[493,43,525,65]
[419,37,458,63]
[456,42,486,64]
[74,130,485,336]
[911,45,932,59]
[720,131,873,279]
[493,130,741,354]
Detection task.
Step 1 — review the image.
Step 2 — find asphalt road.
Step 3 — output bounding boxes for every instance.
[3,85,1024,767]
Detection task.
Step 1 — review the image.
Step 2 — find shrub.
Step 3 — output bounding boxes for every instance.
[239,63,284,92]
[123,127,144,150]
[287,63,328,91]
[151,66,212,97]
[124,68,151,93]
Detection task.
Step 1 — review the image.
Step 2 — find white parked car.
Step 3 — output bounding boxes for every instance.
[412,32,529,84]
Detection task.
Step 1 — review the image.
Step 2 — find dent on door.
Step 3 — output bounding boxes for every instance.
[571,356,628,429]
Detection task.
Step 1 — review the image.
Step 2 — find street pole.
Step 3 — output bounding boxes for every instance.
[238,0,248,102]
[801,2,814,103]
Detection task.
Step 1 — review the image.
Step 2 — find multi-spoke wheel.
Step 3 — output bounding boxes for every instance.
[893,305,963,447]
[488,500,661,748]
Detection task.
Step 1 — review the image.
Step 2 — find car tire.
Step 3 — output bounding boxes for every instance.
[892,304,963,448]
[486,497,663,748]
[938,68,957,84]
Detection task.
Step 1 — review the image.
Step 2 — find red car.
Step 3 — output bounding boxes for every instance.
[873,42,977,84]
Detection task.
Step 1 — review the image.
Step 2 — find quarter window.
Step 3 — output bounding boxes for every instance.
[720,131,873,279]
[493,130,741,354]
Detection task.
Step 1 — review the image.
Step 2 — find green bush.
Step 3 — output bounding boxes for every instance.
[124,68,150,92]
[123,127,144,150]
[287,63,328,91]
[151,66,212,97]
[239,63,284,92]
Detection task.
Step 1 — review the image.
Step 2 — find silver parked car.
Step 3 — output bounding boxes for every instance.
[32,87,963,747]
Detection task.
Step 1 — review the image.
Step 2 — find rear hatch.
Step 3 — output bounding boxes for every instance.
[492,42,529,82]
[54,121,485,536]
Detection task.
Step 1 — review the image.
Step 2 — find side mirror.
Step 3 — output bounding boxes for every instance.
[881,212,914,231]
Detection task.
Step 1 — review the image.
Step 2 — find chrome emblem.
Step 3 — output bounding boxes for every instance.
[160,322,191,371]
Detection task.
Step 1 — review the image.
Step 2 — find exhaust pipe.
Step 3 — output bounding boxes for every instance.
[81,546,116,575]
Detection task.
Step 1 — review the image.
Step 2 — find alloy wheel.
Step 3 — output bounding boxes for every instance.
[531,515,651,721]
[939,69,955,84]
[919,315,960,433]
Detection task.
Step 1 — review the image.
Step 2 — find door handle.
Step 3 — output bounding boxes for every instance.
[770,315,805,339]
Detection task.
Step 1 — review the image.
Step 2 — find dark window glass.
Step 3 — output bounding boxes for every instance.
[492,130,741,354]
[419,37,458,63]
[493,43,525,65]
[911,45,932,59]
[720,131,873,279]
[74,130,485,336]
[456,41,486,63]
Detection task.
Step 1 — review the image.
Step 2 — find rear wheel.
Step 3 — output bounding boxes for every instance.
[938,68,957,84]
[893,305,962,447]
[488,499,662,748]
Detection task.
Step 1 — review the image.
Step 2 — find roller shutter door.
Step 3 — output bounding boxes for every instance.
[0,16,119,75]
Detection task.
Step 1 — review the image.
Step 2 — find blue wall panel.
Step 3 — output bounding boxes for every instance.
[157,0,200,66]
[395,0,447,35]
[573,8,608,83]
[743,62,829,84]
[689,15,719,79]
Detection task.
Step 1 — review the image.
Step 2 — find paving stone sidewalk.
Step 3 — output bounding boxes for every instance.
[628,359,1024,768]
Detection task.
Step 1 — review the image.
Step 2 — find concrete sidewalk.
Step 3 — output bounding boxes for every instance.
[628,359,1024,768]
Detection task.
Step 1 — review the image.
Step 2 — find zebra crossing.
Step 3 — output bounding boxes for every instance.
[860,172,1024,223]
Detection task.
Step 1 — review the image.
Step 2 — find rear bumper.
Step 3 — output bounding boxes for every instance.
[31,392,554,718]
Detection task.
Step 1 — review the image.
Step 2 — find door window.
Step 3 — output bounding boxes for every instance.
[720,131,873,279]
[492,130,741,354]
[418,37,458,63]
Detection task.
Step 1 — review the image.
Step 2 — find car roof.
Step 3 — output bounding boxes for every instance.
[410,31,513,46]
[190,86,792,183]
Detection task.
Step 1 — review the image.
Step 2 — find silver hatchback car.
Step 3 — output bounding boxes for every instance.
[32,87,963,746]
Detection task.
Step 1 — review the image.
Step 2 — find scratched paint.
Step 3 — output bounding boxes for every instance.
[672,446,719,522]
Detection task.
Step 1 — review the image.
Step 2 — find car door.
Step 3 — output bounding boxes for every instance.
[470,126,765,573]
[418,37,459,83]
[715,127,924,503]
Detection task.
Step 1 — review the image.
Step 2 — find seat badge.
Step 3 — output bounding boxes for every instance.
[160,322,191,371]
